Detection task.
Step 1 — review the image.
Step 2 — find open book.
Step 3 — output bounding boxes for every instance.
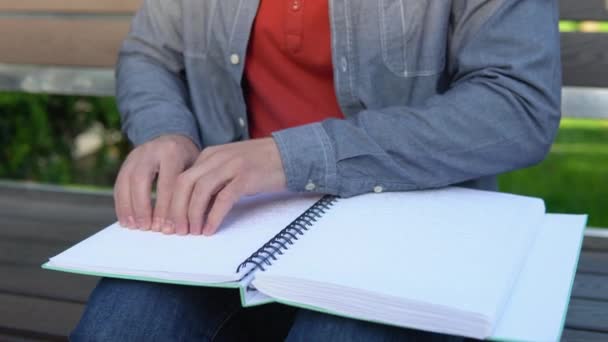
[44,187,586,341]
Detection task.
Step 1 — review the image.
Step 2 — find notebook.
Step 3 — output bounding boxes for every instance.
[43,187,587,340]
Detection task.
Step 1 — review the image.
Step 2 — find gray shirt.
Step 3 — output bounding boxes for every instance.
[117,0,561,197]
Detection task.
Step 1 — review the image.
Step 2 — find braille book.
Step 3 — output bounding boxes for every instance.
[44,187,586,341]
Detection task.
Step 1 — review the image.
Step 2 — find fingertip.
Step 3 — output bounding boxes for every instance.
[151,217,163,232]
[162,220,175,235]
[174,221,188,235]
[127,216,137,229]
[202,223,217,236]
[189,223,203,236]
[136,217,150,231]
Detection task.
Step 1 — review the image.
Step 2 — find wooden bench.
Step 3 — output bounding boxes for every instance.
[1,0,608,340]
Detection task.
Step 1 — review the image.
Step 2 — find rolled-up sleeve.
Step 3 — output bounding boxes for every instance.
[273,0,561,197]
[116,0,201,148]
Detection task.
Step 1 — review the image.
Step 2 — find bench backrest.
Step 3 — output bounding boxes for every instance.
[0,1,138,96]
[0,0,607,117]
[560,0,608,88]
[0,0,137,67]
[559,0,608,118]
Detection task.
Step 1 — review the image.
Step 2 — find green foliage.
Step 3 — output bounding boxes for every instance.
[0,92,129,185]
[500,118,608,227]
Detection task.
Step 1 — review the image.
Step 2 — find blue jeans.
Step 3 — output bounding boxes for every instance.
[71,278,466,341]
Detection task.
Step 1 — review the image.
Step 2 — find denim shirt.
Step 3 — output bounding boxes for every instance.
[117,0,561,197]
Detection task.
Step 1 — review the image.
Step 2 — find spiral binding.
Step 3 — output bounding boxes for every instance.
[236,195,339,275]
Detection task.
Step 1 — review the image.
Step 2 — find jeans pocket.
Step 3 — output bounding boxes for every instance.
[378,0,448,77]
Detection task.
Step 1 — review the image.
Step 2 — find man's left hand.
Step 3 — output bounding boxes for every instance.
[164,137,287,236]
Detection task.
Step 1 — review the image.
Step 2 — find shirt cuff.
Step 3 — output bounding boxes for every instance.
[123,108,202,149]
[272,123,338,195]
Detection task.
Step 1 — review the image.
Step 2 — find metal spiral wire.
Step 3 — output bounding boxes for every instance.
[236,195,338,274]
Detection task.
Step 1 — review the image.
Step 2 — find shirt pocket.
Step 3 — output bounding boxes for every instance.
[378,0,448,77]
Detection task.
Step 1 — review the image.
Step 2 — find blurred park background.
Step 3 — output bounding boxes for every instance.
[1,92,606,227]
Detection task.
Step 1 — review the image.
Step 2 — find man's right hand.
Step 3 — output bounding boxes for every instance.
[114,134,199,231]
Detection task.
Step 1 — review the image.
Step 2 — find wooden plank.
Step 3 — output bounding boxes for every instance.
[0,182,113,206]
[562,87,608,119]
[565,298,608,332]
[583,235,608,252]
[0,292,84,338]
[560,0,608,21]
[0,216,107,245]
[0,17,130,67]
[0,0,140,14]
[577,251,608,275]
[561,32,608,88]
[572,273,608,300]
[0,188,115,226]
[0,238,68,267]
[0,331,57,342]
[0,263,97,303]
[0,64,116,96]
[562,329,608,342]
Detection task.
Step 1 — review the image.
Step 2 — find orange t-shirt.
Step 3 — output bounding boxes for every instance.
[244,0,344,139]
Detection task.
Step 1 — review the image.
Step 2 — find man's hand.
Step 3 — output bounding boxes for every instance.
[114,134,199,231]
[165,138,287,236]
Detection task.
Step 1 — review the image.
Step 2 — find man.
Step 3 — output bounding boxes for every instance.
[72,0,561,340]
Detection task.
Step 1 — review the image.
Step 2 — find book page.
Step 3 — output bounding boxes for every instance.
[48,192,321,283]
[255,188,545,327]
[491,214,587,341]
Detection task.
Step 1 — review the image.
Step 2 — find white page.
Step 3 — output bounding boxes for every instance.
[48,192,321,283]
[254,187,545,334]
[492,214,587,341]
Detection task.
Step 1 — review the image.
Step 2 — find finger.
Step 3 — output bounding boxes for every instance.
[114,162,135,228]
[203,180,242,236]
[152,160,182,232]
[188,169,233,235]
[129,163,156,230]
[167,152,231,235]
[165,169,197,235]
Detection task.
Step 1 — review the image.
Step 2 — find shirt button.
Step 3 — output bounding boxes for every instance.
[340,57,347,72]
[238,117,246,127]
[291,0,301,11]
[373,185,384,193]
[305,182,316,191]
[230,54,240,65]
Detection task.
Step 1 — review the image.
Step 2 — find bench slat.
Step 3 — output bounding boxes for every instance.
[0,17,130,67]
[0,0,140,14]
[560,0,608,21]
[562,329,608,342]
[565,298,608,332]
[583,234,608,252]
[0,238,68,267]
[572,273,608,300]
[0,216,108,245]
[577,251,608,275]
[0,292,84,338]
[0,263,96,304]
[561,32,608,88]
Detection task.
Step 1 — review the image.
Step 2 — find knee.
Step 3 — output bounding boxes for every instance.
[70,278,174,341]
[70,278,239,341]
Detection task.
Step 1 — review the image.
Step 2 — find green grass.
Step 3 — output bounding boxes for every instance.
[499,118,608,228]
